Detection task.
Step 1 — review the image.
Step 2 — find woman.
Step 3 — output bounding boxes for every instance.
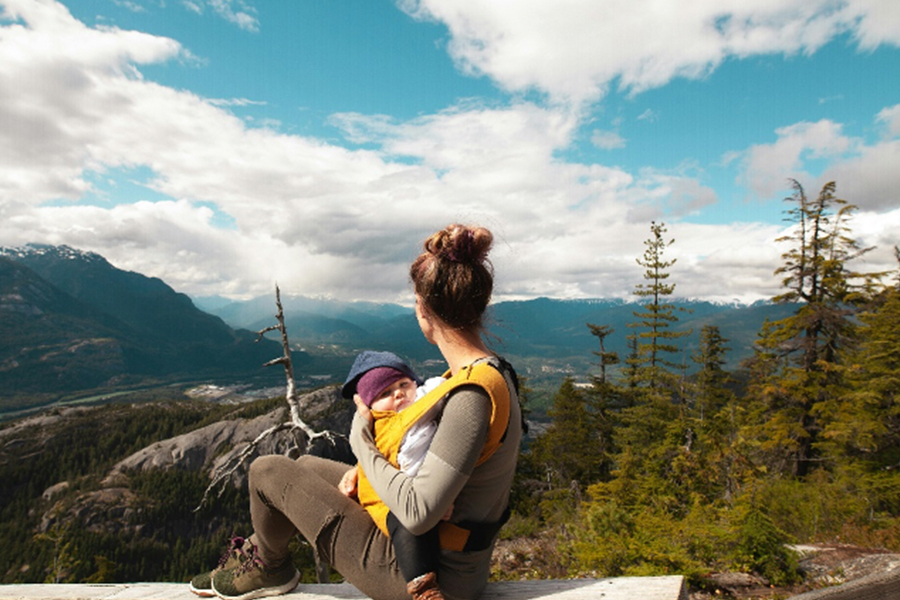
[189,224,522,600]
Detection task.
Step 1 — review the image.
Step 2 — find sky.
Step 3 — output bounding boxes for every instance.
[1,0,899,305]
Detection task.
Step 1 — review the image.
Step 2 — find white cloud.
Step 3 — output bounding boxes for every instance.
[591,130,626,150]
[207,0,258,32]
[738,120,856,198]
[824,138,900,211]
[845,0,900,49]
[733,107,900,212]
[876,103,900,138]
[113,1,146,13]
[0,0,897,307]
[400,0,900,107]
[208,97,267,107]
[182,1,202,15]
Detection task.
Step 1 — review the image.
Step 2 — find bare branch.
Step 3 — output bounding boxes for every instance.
[196,421,295,509]
[255,325,280,340]
[195,284,345,512]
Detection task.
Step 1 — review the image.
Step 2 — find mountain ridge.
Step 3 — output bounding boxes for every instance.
[1,243,794,414]
[0,244,284,413]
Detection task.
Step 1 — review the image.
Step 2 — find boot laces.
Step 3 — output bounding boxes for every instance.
[217,536,247,568]
[234,539,267,575]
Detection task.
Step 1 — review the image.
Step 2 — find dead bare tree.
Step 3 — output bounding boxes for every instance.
[195,285,342,582]
[196,284,344,510]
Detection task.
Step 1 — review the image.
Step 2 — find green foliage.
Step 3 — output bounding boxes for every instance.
[0,398,263,584]
[732,504,800,586]
[508,195,900,592]
[817,288,900,468]
[629,221,692,390]
[742,180,883,477]
[526,378,608,488]
[571,500,724,583]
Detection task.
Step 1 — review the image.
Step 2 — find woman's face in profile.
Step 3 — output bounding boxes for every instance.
[415,295,435,344]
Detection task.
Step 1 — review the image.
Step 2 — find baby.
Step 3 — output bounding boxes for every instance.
[340,351,447,600]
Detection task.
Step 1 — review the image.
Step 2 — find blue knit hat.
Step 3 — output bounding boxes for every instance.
[341,350,423,400]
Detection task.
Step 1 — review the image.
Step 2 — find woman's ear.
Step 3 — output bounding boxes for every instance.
[415,295,436,343]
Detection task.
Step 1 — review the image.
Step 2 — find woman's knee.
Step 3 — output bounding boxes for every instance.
[248,454,296,492]
[250,453,285,477]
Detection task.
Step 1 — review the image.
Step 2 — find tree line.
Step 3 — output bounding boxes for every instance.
[510,181,900,586]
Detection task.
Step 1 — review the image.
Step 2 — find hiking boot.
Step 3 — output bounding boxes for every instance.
[211,541,300,600]
[407,572,445,600]
[189,536,251,597]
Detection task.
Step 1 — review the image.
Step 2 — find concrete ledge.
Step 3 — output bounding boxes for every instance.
[0,576,688,600]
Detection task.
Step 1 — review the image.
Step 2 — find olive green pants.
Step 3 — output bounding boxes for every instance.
[248,454,409,600]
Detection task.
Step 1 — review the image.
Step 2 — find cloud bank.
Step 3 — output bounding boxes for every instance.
[0,0,898,306]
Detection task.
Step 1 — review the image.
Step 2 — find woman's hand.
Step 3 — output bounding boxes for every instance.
[339,466,359,499]
[353,393,374,427]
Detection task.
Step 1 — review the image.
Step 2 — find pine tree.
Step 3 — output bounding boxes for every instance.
[622,333,641,407]
[689,325,741,502]
[527,377,606,490]
[773,180,873,369]
[692,325,733,425]
[819,282,900,469]
[745,180,880,476]
[586,323,621,481]
[629,221,692,391]
[598,222,698,513]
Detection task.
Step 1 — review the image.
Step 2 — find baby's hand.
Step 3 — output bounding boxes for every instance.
[339,466,359,499]
[441,502,454,521]
[353,393,373,426]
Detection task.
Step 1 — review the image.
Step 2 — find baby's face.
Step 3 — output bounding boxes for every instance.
[369,376,417,412]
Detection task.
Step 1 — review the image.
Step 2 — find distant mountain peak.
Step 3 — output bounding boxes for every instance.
[0,243,107,264]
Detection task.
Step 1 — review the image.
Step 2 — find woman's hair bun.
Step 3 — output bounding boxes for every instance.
[411,223,494,330]
[426,224,493,265]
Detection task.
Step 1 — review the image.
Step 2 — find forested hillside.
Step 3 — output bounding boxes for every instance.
[0,389,353,584]
[0,245,284,414]
[512,183,900,590]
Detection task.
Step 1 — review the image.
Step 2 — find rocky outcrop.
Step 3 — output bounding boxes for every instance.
[106,407,289,480]
[41,488,141,535]
[104,385,355,488]
[37,386,356,541]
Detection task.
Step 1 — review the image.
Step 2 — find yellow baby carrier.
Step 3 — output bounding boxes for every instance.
[356,358,513,551]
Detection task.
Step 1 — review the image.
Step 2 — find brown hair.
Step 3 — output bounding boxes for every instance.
[410,224,494,331]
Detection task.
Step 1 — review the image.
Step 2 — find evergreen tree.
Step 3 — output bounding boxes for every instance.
[602,222,696,513]
[629,221,692,391]
[819,285,900,469]
[587,323,619,387]
[745,180,879,476]
[773,180,873,369]
[622,333,641,407]
[689,325,740,502]
[526,377,606,490]
[692,325,733,425]
[586,323,621,481]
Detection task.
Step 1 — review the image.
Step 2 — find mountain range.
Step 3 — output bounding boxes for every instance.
[1,243,795,416]
[197,293,795,373]
[0,244,283,414]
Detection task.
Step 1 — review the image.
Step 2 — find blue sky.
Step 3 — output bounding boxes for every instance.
[1,0,899,304]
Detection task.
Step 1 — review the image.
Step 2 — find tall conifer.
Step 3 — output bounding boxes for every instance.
[629,221,692,391]
[745,180,878,476]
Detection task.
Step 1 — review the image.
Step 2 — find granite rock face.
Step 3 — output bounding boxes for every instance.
[105,386,354,486]
[38,386,355,539]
